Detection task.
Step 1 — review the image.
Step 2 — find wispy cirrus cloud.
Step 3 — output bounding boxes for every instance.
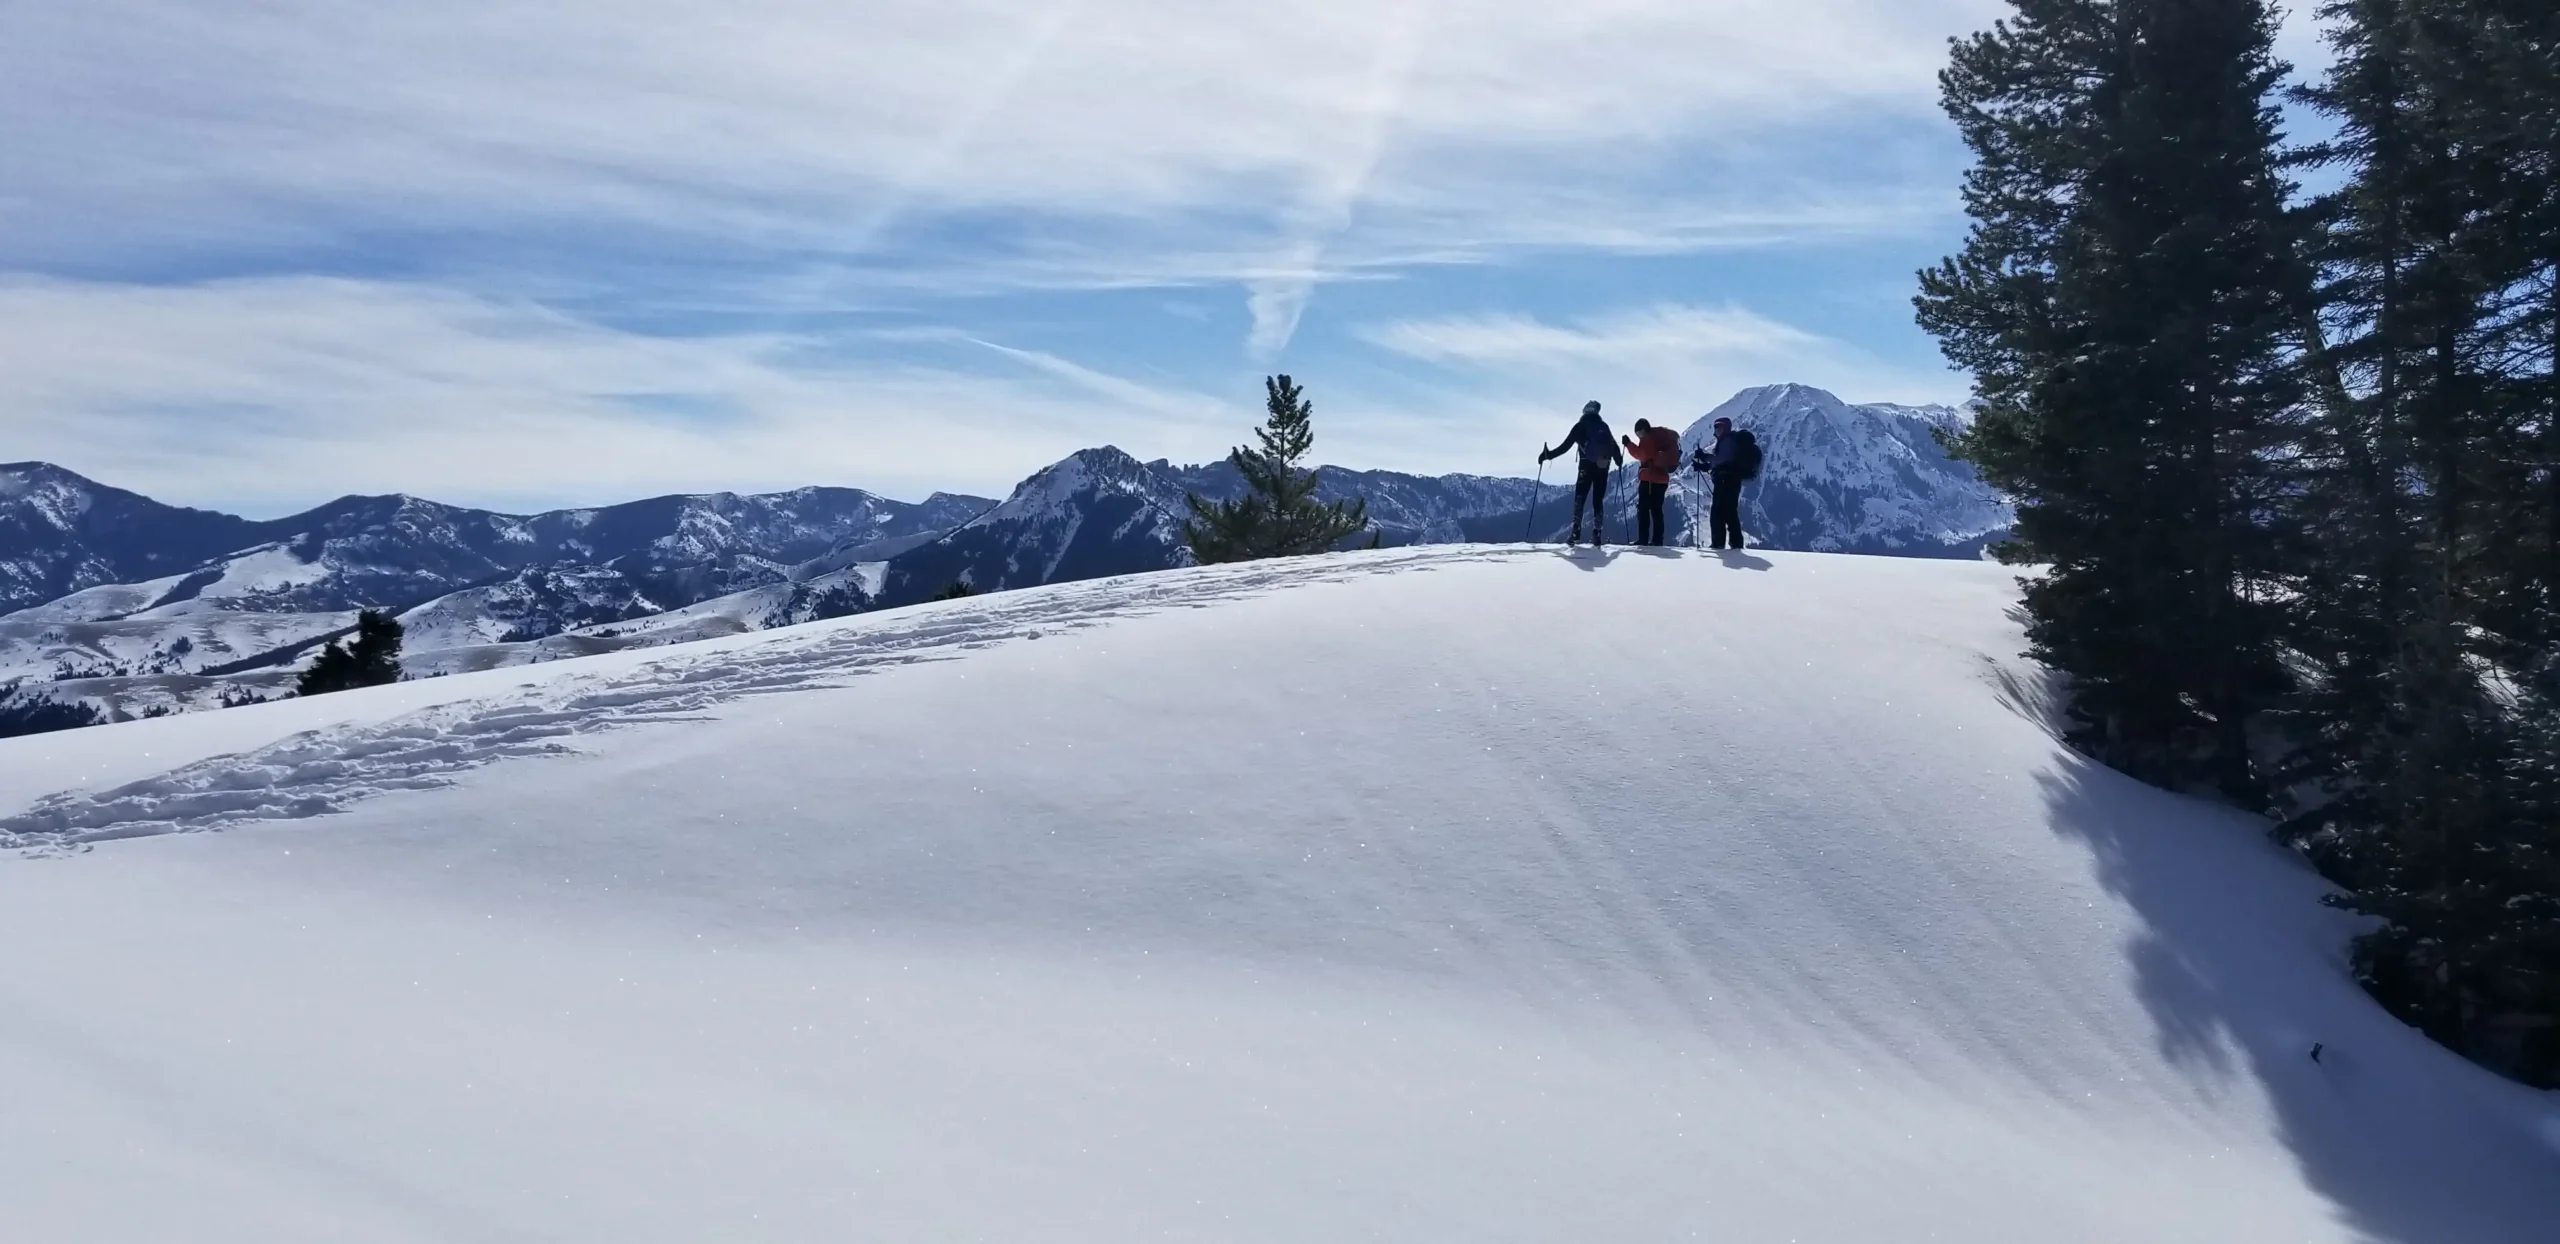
[0,277,1247,514]
[1,0,2045,508]
[3,0,1994,285]
[1362,304,1831,370]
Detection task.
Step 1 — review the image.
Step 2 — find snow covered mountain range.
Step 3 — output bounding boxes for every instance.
[1,384,2009,728]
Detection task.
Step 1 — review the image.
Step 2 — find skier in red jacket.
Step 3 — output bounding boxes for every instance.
[1621,418,1683,546]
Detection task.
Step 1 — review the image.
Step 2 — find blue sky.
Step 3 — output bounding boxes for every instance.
[0,0,2332,516]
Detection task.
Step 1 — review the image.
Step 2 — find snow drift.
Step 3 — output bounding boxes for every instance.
[1,546,2552,1242]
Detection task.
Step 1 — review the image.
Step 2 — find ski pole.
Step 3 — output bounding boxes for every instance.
[1525,451,1545,543]
[1679,470,1699,550]
[1624,463,1637,545]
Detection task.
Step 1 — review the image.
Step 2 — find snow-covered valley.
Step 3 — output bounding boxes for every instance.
[3,545,2552,1241]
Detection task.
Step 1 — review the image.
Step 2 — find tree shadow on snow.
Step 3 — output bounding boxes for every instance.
[2027,736,2560,1240]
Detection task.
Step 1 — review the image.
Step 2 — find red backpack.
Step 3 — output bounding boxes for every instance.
[1644,427,1681,476]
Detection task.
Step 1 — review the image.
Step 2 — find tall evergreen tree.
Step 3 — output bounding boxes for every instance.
[296,610,405,698]
[1917,0,2310,801]
[2284,0,2560,1084]
[1184,375,1371,564]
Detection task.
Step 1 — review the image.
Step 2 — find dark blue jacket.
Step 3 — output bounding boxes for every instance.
[1543,413,1624,467]
[1694,429,1742,481]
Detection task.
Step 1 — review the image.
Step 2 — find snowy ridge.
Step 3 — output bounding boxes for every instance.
[393,564,672,651]
[0,608,353,686]
[1,546,2552,1241]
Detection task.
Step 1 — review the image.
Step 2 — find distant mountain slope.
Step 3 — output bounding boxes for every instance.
[0,482,995,727]
[1156,460,1547,547]
[1680,384,2011,556]
[0,462,264,614]
[395,566,669,650]
[878,447,1196,606]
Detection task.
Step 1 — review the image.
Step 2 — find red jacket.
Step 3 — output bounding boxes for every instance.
[1623,426,1682,484]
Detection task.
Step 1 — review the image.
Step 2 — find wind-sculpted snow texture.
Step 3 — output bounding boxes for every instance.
[0,549,1463,851]
[2,546,2555,1243]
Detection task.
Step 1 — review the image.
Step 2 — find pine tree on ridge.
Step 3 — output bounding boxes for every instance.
[1184,375,1372,564]
[297,610,405,698]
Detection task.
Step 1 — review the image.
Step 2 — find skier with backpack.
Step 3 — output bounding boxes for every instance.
[1690,416,1762,551]
[1621,418,1683,546]
[1538,401,1625,545]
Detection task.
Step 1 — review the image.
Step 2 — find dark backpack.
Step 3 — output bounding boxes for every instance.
[1733,430,1764,481]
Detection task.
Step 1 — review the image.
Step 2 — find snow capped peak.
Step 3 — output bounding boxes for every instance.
[1675,384,2009,556]
[876,447,1194,604]
[976,446,1181,527]
[0,463,57,501]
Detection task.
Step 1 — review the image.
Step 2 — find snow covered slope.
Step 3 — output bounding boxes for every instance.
[396,562,885,680]
[2,546,2551,1242]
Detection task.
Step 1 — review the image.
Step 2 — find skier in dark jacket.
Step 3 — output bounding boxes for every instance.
[1539,401,1624,545]
[1691,416,1750,551]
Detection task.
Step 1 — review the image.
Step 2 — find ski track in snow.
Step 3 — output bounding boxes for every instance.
[4,548,1499,854]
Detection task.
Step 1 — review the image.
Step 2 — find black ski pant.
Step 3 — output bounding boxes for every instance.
[1710,476,1745,549]
[1635,480,1668,546]
[1572,461,1610,534]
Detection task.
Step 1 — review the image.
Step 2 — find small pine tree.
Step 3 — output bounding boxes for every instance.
[297,610,405,697]
[1184,375,1371,564]
[933,580,980,601]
